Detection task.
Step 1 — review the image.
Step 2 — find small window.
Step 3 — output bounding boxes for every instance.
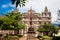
[39,17,41,20]
[42,13,43,16]
[48,18,51,20]
[44,22,46,24]
[45,13,47,16]
[34,21,37,24]
[48,22,51,24]
[39,22,41,24]
[49,13,51,16]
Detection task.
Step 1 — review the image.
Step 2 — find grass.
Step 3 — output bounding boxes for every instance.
[0,34,23,40]
[39,35,52,40]
[42,35,52,38]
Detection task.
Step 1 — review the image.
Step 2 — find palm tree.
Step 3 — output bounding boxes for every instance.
[11,0,27,7]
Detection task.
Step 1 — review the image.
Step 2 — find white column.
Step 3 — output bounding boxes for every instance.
[12,30,14,34]
[21,29,23,35]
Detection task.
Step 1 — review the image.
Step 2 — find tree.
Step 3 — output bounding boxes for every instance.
[1,17,13,30]
[37,24,58,37]
[0,16,12,30]
[5,12,25,29]
[0,17,4,29]
[0,12,25,35]
[11,0,27,7]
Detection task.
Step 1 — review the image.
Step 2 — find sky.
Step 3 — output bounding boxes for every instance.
[0,0,60,23]
[0,0,13,12]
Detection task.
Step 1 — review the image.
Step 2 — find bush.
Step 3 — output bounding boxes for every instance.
[9,34,17,36]
[18,35,22,37]
[37,35,42,38]
[52,36,60,40]
[8,34,23,37]
[42,35,51,38]
[8,36,19,40]
[38,35,52,40]
[42,36,52,40]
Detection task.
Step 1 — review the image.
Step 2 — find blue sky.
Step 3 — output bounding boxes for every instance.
[0,0,14,14]
[0,0,60,23]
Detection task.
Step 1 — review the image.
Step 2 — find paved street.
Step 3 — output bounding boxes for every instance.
[19,36,27,40]
[19,36,39,40]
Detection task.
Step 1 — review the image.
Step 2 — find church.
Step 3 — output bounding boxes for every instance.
[20,6,51,36]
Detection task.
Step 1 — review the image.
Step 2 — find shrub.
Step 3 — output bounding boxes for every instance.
[37,35,42,38]
[18,35,22,37]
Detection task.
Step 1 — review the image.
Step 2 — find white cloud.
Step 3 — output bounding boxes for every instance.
[9,3,15,7]
[2,3,15,8]
[2,5,8,8]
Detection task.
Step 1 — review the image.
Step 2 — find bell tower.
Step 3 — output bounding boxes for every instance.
[42,6,51,24]
[44,6,48,12]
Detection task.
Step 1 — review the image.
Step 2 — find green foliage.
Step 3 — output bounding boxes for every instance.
[0,17,4,29]
[18,34,22,37]
[42,35,51,38]
[8,36,19,40]
[11,0,27,7]
[38,24,58,36]
[39,35,52,40]
[0,12,25,30]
